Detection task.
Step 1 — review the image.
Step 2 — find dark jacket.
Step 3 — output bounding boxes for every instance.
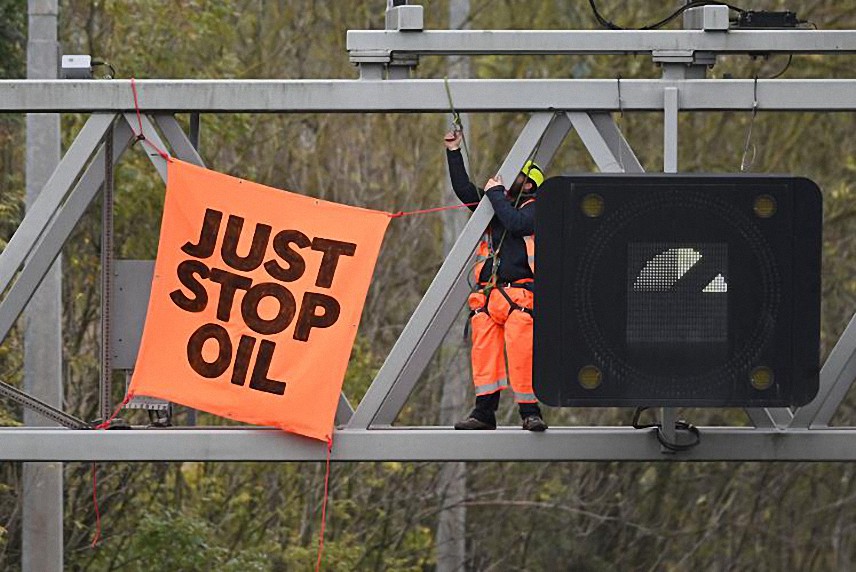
[446,149,535,284]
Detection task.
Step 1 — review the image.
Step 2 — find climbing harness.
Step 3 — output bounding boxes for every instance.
[481,121,550,294]
[494,283,534,316]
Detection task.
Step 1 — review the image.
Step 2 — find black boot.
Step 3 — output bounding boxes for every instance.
[521,415,548,432]
[519,402,547,432]
[453,415,496,430]
[454,392,499,430]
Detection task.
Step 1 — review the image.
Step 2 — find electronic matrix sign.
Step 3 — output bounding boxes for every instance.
[533,175,821,408]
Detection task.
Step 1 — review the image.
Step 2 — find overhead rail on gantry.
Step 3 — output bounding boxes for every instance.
[1,4,856,461]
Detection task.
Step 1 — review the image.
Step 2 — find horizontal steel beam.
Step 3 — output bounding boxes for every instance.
[4,80,856,112]
[348,30,856,57]
[4,427,856,461]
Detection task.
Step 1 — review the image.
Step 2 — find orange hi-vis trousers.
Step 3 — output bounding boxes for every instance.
[467,285,536,403]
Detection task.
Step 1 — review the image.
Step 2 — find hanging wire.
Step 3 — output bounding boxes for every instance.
[738,51,794,172]
[739,76,759,172]
[443,76,489,292]
[632,407,701,452]
[767,53,793,80]
[444,76,475,185]
[616,75,626,172]
[588,0,746,30]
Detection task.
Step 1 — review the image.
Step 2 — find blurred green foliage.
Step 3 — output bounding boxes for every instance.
[0,1,855,570]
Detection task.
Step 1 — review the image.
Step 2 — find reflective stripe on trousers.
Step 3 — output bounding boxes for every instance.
[475,378,508,396]
[467,287,536,404]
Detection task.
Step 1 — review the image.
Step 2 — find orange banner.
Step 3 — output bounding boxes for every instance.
[129,159,389,441]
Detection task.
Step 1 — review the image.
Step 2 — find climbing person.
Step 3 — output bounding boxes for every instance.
[443,129,547,432]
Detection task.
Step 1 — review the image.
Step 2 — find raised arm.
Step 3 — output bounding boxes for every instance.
[483,176,534,236]
[444,131,481,209]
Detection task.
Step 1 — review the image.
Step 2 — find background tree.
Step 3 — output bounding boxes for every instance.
[0,1,855,570]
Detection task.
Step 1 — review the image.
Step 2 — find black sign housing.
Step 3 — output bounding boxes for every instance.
[533,175,821,408]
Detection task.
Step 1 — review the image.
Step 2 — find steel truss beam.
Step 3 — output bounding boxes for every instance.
[0,111,360,431]
[746,407,793,429]
[346,30,856,58]
[790,313,856,428]
[0,113,131,427]
[349,112,563,429]
[1,74,855,459]
[5,79,856,112]
[0,114,115,296]
[3,107,853,455]
[0,116,132,344]
[2,427,856,462]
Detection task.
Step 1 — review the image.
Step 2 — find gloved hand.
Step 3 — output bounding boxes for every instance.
[444,130,462,151]
[484,174,503,192]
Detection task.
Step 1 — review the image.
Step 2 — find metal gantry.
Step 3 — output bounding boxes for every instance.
[2,22,856,461]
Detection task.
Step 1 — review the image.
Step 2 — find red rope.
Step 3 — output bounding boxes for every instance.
[90,391,134,548]
[130,77,144,138]
[388,201,478,218]
[129,78,171,161]
[90,463,101,548]
[315,436,334,572]
[95,392,134,430]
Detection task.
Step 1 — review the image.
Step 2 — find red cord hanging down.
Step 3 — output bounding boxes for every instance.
[95,392,134,430]
[129,78,171,161]
[90,392,134,547]
[315,436,334,572]
[90,463,102,548]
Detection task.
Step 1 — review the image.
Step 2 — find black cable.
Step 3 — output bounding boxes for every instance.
[589,0,746,31]
[632,407,701,452]
[588,0,621,29]
[767,53,793,79]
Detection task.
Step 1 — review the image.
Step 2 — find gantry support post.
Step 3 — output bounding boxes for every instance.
[0,117,132,428]
[22,1,63,568]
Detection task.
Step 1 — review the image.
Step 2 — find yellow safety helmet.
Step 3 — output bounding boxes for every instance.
[521,160,544,189]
